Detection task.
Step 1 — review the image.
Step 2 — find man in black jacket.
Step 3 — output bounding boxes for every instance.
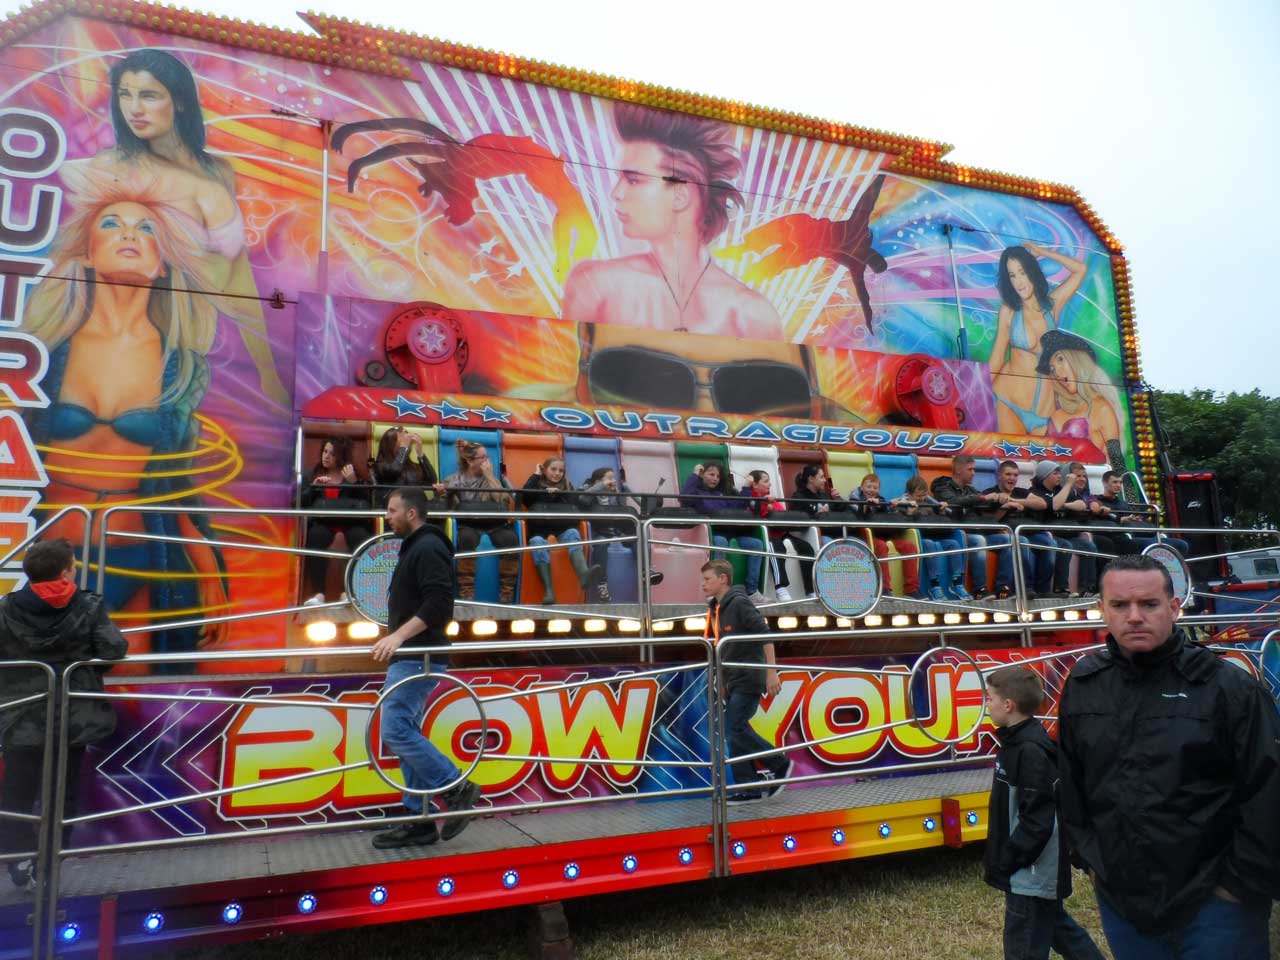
[369,487,480,849]
[0,538,126,890]
[931,454,1012,599]
[700,560,790,804]
[1059,554,1279,958]
[983,665,1104,960]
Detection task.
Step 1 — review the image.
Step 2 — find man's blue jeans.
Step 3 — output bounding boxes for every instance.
[1022,531,1058,594]
[380,659,460,814]
[712,534,765,594]
[1096,891,1271,960]
[962,532,1011,592]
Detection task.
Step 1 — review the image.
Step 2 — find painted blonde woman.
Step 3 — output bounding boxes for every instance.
[24,171,232,661]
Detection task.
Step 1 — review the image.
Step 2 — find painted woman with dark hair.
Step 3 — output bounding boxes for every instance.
[988,242,1087,435]
[562,103,781,339]
[87,48,288,406]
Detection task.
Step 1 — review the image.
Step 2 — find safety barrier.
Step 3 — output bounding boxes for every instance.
[0,506,1276,956]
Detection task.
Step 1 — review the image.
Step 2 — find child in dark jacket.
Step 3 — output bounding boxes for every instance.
[983,666,1104,960]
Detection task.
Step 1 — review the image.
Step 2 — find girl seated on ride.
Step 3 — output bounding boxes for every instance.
[580,467,663,603]
[739,470,795,604]
[848,473,920,597]
[435,440,519,603]
[520,457,601,605]
[895,475,972,602]
[372,426,437,505]
[301,438,372,605]
[681,462,765,583]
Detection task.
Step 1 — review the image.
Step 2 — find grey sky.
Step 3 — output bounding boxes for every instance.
[4,0,1275,393]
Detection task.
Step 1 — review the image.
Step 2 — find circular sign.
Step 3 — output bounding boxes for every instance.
[345,533,401,626]
[813,538,882,618]
[1142,541,1193,607]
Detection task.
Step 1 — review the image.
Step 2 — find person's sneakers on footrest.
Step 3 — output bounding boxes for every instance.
[726,791,764,806]
[440,779,482,841]
[372,820,439,849]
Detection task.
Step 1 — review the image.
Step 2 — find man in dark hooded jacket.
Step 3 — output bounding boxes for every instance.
[1059,554,1279,959]
[700,559,791,804]
[0,538,126,890]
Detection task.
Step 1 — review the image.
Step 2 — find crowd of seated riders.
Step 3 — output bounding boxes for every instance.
[297,432,1183,608]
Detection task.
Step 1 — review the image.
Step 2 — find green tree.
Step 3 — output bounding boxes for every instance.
[1153,388,1280,528]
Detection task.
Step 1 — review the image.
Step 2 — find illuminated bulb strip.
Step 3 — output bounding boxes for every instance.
[510,619,536,635]
[547,619,572,634]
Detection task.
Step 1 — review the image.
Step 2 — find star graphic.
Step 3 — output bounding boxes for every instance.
[382,394,427,418]
[994,440,1025,458]
[472,405,512,424]
[421,324,447,354]
[427,399,472,421]
[1026,443,1050,458]
[1051,444,1074,458]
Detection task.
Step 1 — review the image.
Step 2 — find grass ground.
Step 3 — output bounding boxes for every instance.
[191,845,1279,960]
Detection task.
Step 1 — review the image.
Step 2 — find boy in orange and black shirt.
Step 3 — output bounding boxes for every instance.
[701,559,793,806]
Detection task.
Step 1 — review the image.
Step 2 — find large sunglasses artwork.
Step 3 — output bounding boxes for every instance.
[586,346,813,417]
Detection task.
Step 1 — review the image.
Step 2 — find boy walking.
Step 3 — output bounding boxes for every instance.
[700,560,792,804]
[983,666,1104,960]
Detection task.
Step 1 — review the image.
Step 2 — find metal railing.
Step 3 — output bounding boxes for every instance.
[1,503,1277,956]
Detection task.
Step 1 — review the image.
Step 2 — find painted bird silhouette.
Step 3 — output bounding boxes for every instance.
[332,117,598,285]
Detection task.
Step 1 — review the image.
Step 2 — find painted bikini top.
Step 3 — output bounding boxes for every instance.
[45,402,168,447]
[1049,417,1090,440]
[1010,304,1057,352]
[29,341,197,454]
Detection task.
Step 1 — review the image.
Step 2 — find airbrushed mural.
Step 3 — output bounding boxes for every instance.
[0,8,1132,653]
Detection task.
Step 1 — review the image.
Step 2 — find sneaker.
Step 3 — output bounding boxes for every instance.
[440,780,482,841]
[649,571,665,586]
[775,587,793,603]
[804,592,817,601]
[747,591,767,605]
[594,581,612,603]
[7,859,34,891]
[302,592,326,607]
[927,585,948,602]
[372,820,439,849]
[994,584,1013,600]
[949,583,974,602]
[726,791,764,806]
[761,758,795,800]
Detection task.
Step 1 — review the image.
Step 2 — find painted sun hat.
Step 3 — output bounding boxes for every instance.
[1036,330,1097,375]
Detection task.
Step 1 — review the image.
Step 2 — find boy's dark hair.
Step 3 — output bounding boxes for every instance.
[986,665,1045,717]
[700,558,733,581]
[23,538,76,583]
[1100,554,1174,598]
[1102,470,1120,483]
[997,460,1019,474]
[391,486,431,520]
